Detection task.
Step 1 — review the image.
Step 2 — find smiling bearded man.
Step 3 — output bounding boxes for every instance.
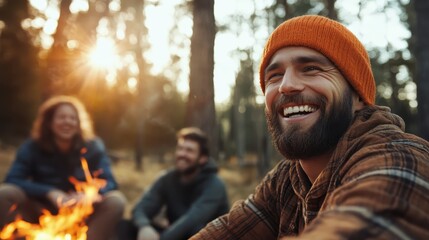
[190,15,429,240]
[174,136,207,177]
[266,86,353,160]
[129,127,229,240]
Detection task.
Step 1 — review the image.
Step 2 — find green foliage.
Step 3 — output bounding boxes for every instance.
[0,0,187,154]
[0,0,424,150]
[368,0,419,135]
[0,0,42,141]
[141,76,186,151]
[414,0,429,140]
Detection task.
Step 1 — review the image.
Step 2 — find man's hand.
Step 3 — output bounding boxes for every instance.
[137,226,160,240]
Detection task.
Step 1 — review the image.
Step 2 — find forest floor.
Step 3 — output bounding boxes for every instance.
[0,144,263,219]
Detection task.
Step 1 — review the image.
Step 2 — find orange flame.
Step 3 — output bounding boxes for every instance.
[0,156,106,240]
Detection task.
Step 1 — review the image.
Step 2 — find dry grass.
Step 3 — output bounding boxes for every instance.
[0,146,261,219]
[0,146,15,180]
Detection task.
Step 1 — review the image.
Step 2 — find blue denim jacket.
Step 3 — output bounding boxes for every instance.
[4,138,118,198]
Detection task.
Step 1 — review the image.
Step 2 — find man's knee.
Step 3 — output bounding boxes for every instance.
[0,184,28,227]
[98,190,127,217]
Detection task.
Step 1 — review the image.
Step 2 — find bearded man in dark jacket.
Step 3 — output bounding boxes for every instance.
[128,127,229,240]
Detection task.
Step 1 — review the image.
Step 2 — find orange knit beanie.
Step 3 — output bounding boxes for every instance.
[259,15,376,105]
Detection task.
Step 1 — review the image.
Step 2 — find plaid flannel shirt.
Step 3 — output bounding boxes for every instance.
[191,105,429,240]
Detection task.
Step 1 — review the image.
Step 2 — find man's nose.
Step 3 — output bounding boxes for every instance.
[176,148,187,156]
[278,69,305,95]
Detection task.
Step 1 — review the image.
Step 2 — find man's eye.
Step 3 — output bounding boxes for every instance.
[266,73,283,82]
[303,66,322,72]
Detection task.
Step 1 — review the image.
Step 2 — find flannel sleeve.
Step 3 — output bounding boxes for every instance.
[283,139,429,240]
[190,162,292,240]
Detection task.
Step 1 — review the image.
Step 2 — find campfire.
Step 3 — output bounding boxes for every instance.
[0,152,106,240]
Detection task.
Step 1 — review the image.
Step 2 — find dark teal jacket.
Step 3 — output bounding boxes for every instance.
[132,160,229,240]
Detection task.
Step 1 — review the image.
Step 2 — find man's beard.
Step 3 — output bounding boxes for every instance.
[176,157,202,176]
[266,89,354,160]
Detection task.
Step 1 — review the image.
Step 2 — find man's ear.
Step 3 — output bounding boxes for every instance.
[353,93,366,112]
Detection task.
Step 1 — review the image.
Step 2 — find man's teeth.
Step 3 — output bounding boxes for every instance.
[283,105,316,117]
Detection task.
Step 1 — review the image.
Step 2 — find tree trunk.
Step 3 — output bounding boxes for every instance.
[324,0,338,20]
[415,0,429,140]
[186,0,217,157]
[134,0,149,170]
[233,93,245,166]
[44,0,72,98]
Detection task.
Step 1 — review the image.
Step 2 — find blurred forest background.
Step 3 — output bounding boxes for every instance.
[0,0,428,206]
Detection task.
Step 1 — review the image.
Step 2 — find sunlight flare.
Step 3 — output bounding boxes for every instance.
[88,37,120,69]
